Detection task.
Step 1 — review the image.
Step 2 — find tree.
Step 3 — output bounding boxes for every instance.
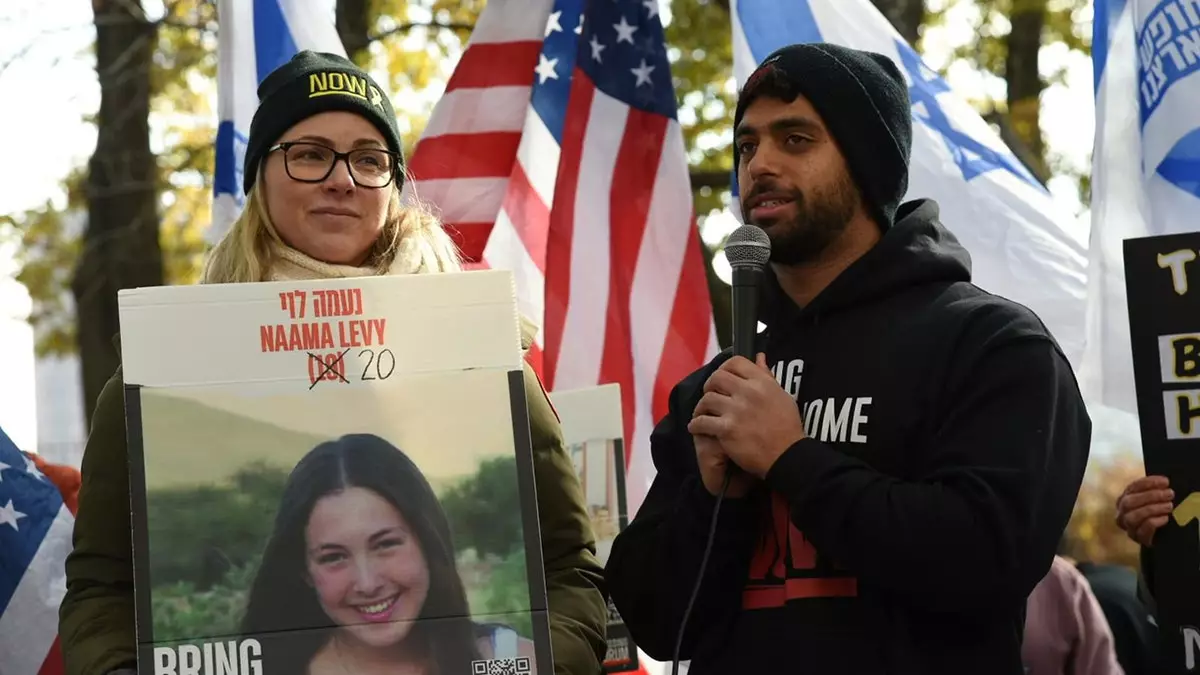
[1062,451,1145,569]
[931,0,1092,196]
[2,0,216,422]
[664,0,740,347]
[870,0,927,45]
[438,456,524,559]
[75,0,162,424]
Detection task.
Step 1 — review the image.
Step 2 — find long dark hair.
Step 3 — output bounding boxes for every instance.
[240,433,481,673]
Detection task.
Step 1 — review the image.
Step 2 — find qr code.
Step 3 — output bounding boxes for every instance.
[471,657,532,675]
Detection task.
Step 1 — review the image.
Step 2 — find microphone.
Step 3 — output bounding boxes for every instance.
[723,224,771,359]
[669,225,771,675]
[719,225,770,480]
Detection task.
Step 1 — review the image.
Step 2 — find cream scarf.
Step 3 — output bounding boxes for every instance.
[264,238,387,281]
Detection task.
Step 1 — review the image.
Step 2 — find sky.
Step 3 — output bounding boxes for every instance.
[0,0,1143,460]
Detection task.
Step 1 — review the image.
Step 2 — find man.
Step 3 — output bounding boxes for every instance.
[604,43,1091,674]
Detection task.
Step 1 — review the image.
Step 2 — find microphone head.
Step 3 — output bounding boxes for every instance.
[724,224,771,270]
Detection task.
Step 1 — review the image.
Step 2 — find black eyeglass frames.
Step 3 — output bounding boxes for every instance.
[266,141,400,188]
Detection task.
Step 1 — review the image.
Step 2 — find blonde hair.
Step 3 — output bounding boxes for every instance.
[202,172,462,284]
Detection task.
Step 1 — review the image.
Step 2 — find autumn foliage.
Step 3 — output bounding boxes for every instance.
[1061,450,1146,570]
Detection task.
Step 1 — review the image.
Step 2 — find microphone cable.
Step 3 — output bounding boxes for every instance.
[670,466,734,675]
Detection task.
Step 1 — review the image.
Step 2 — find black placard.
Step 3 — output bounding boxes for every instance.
[1123,233,1200,674]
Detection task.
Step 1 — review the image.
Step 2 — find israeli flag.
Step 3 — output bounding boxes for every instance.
[727,0,1089,371]
[212,0,345,242]
[1082,0,1200,414]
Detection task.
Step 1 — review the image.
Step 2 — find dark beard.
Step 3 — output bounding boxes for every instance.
[749,174,859,266]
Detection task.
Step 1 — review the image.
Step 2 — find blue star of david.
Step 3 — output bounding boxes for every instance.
[894,40,1044,193]
[1157,126,1200,202]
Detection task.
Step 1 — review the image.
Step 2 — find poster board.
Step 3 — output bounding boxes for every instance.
[1123,234,1200,673]
[118,270,552,675]
[549,383,640,673]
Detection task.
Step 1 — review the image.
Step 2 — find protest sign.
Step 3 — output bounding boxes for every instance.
[550,383,639,673]
[118,270,551,675]
[1123,233,1200,673]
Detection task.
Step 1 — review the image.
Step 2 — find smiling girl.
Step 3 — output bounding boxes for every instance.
[240,433,535,675]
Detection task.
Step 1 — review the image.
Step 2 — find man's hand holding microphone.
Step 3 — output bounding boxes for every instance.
[687,223,803,498]
[689,353,806,497]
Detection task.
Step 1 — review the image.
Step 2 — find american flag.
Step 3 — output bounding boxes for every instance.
[404,0,718,517]
[0,429,76,675]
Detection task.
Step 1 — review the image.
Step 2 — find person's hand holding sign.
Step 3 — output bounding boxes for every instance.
[1117,475,1175,547]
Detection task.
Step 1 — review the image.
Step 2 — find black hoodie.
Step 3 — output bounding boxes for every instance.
[604,199,1092,674]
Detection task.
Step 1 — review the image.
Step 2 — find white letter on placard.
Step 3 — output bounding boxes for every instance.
[240,638,263,675]
[1160,334,1200,383]
[1158,249,1198,295]
[153,647,177,675]
[213,641,237,675]
[177,645,201,675]
[1163,390,1200,439]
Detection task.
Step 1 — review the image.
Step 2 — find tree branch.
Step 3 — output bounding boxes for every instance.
[368,21,475,44]
[156,17,215,35]
[337,0,372,62]
[0,23,92,79]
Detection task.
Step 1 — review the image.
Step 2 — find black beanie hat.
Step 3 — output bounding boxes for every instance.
[733,43,912,229]
[242,51,404,194]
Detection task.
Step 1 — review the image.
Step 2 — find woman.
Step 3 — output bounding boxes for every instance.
[58,51,606,675]
[242,433,535,675]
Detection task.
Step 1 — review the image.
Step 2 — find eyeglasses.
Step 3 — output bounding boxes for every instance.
[267,141,400,188]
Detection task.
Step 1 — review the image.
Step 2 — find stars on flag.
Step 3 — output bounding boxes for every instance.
[23,454,44,481]
[537,54,560,84]
[589,35,606,62]
[614,16,637,43]
[531,0,674,119]
[0,457,44,483]
[546,10,563,37]
[0,454,47,532]
[0,499,25,531]
[631,59,655,87]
